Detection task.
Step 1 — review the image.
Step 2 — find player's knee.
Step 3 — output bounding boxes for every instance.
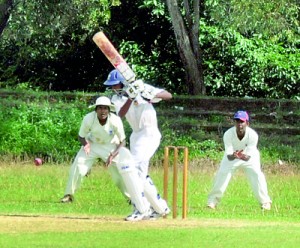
[77,157,89,176]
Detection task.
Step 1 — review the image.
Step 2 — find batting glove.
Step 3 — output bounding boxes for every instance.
[124,79,145,99]
[141,85,157,101]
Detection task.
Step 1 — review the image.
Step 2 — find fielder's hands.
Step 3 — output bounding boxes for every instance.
[83,142,90,155]
[106,155,113,166]
[233,150,250,161]
[106,151,118,166]
[233,150,243,159]
[124,79,145,99]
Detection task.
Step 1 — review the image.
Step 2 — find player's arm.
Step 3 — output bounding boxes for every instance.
[78,136,90,155]
[141,84,172,102]
[117,79,145,117]
[227,153,236,161]
[106,116,127,166]
[223,130,236,160]
[243,130,259,157]
[237,129,259,161]
[155,90,172,100]
[110,139,126,157]
[106,139,126,166]
[78,116,91,155]
[118,98,133,118]
[78,136,88,146]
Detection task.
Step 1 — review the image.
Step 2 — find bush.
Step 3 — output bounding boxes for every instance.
[0,90,298,166]
[0,97,87,163]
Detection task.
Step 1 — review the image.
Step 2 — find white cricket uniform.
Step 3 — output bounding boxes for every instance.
[207,126,272,206]
[111,84,163,178]
[111,84,169,214]
[64,111,150,213]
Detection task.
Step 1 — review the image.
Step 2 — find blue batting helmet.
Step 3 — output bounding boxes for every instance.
[103,69,125,86]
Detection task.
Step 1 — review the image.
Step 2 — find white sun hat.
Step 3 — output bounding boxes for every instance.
[88,96,115,112]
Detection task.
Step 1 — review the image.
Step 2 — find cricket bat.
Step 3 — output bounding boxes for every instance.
[93,31,136,83]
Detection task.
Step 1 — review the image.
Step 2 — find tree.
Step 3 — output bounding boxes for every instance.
[0,0,116,90]
[0,0,298,98]
[206,0,299,41]
[166,0,205,95]
[0,0,13,36]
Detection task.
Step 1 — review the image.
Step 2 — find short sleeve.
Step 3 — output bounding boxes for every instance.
[78,112,94,138]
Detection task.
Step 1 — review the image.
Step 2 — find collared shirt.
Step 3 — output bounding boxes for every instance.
[223,126,259,157]
[78,111,125,144]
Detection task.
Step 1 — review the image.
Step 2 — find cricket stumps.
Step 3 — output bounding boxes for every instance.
[163,146,188,219]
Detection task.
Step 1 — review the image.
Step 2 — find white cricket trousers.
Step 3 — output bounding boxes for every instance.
[207,155,272,206]
[63,143,150,214]
[64,143,116,195]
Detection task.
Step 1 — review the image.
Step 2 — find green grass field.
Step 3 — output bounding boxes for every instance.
[0,161,299,247]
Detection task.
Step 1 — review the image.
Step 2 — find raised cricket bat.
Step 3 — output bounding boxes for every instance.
[93,31,136,83]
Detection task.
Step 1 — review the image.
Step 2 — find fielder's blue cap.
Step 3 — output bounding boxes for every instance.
[234,111,249,122]
[103,69,125,86]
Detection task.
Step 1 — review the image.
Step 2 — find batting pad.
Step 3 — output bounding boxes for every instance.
[117,147,150,214]
[144,176,169,214]
[108,165,130,199]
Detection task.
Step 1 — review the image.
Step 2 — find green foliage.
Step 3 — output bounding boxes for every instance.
[157,120,224,162]
[201,22,300,98]
[1,91,299,165]
[0,97,88,162]
[119,40,180,88]
[206,0,300,41]
[260,135,300,165]
[72,0,116,31]
[0,0,113,90]
[0,0,299,98]
[140,0,167,17]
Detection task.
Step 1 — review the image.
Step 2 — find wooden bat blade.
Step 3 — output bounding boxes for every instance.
[93,31,136,83]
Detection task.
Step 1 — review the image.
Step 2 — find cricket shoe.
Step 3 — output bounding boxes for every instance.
[85,169,91,177]
[261,202,271,210]
[207,202,216,209]
[124,208,151,221]
[60,194,74,203]
[149,207,171,220]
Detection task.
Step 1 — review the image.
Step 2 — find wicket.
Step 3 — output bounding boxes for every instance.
[163,146,188,219]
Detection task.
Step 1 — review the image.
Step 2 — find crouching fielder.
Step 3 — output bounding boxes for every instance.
[60,96,150,221]
[207,110,272,210]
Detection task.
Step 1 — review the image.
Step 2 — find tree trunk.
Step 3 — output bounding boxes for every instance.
[0,0,13,36]
[166,0,205,95]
